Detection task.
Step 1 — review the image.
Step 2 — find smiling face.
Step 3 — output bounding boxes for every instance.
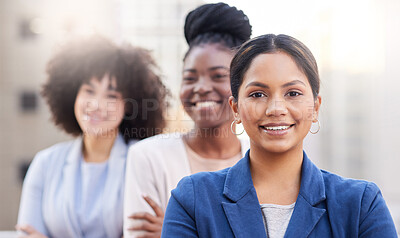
[180,44,234,129]
[230,52,321,154]
[74,75,125,138]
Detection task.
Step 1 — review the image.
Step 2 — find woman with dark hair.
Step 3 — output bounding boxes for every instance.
[161,34,398,237]
[123,3,251,238]
[16,36,168,238]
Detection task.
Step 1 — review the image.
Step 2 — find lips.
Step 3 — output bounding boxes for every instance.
[196,101,217,108]
[259,123,295,134]
[262,125,291,131]
[189,100,221,109]
[83,113,106,122]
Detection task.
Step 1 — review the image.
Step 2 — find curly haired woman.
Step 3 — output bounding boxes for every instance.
[16,36,168,238]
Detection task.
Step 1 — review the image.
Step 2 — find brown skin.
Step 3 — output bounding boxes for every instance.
[229,52,321,205]
[128,43,242,237]
[180,44,241,159]
[180,44,233,129]
[128,196,164,238]
[75,76,124,163]
[15,225,47,238]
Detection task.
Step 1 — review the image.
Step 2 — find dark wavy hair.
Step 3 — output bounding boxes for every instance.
[184,2,252,58]
[230,34,320,101]
[42,36,168,142]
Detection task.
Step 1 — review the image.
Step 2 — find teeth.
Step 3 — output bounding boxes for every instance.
[84,114,102,121]
[264,125,290,131]
[195,101,217,108]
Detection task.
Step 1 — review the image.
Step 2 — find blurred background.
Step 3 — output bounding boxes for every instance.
[0,0,399,232]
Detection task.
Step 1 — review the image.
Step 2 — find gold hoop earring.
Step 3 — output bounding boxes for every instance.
[310,119,320,134]
[231,119,244,136]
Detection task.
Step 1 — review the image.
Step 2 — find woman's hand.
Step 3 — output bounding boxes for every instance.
[15,225,48,238]
[128,195,164,238]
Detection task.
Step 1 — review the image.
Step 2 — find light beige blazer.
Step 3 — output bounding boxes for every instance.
[123,133,249,237]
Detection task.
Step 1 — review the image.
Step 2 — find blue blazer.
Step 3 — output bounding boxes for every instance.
[162,150,397,237]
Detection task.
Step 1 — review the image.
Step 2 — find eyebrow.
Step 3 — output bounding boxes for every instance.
[86,81,117,91]
[208,66,229,71]
[183,66,229,73]
[282,80,306,88]
[245,80,306,89]
[183,69,196,73]
[245,81,269,89]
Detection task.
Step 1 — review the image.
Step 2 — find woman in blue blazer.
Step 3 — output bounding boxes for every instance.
[161,34,398,237]
[16,37,168,238]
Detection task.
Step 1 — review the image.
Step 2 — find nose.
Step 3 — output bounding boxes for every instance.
[85,96,112,117]
[265,97,288,117]
[193,77,212,95]
[85,98,99,113]
[99,98,109,111]
[98,97,117,118]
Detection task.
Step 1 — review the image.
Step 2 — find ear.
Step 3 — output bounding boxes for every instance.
[313,95,322,122]
[228,96,241,123]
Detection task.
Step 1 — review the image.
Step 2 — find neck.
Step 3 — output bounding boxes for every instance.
[82,131,118,163]
[250,144,303,205]
[184,122,241,159]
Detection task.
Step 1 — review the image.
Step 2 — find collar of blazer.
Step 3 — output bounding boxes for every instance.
[222,150,327,238]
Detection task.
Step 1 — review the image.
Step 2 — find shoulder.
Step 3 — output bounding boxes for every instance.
[191,168,229,187]
[173,168,229,199]
[321,170,383,214]
[321,170,397,235]
[25,140,76,181]
[321,170,376,197]
[127,133,184,162]
[129,133,183,152]
[32,140,76,165]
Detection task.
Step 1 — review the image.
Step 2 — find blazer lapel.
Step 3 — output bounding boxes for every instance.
[284,152,326,238]
[222,189,267,238]
[284,195,325,237]
[63,138,84,238]
[222,151,267,238]
[222,151,327,238]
